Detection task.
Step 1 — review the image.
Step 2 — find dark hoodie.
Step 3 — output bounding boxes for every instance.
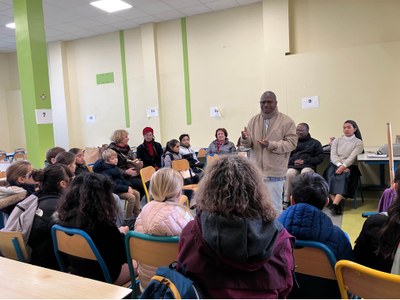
[92,159,130,194]
[178,212,295,298]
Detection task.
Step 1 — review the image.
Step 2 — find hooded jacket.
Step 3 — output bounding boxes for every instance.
[278,203,353,261]
[93,159,130,194]
[178,212,294,298]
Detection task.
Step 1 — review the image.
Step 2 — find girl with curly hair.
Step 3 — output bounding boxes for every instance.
[56,172,133,285]
[178,155,294,298]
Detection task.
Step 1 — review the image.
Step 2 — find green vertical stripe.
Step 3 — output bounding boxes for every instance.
[181,18,192,125]
[119,30,130,128]
[14,0,54,168]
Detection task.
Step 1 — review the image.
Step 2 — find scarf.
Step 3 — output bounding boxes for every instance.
[261,108,279,120]
[145,140,155,157]
[216,139,225,153]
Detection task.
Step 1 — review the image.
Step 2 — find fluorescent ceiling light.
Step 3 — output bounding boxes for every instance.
[90,0,132,13]
[6,22,15,29]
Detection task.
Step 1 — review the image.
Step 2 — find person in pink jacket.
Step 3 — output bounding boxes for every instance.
[134,168,193,289]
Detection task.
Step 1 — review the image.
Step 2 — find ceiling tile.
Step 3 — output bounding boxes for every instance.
[0,0,261,53]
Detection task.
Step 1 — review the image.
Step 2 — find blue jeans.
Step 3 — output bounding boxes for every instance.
[263,176,285,214]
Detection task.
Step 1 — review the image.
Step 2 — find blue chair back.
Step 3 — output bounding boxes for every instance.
[51,224,112,283]
[125,231,179,298]
[294,239,337,274]
[290,239,340,298]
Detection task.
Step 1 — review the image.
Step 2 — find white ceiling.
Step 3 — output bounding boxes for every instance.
[0,0,261,53]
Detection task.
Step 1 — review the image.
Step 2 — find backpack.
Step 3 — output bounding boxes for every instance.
[140,262,204,299]
[1,194,39,256]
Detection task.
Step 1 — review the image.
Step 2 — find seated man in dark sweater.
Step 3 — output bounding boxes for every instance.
[283,123,324,208]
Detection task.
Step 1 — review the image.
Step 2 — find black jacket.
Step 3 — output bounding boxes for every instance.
[288,134,324,170]
[28,191,62,270]
[93,159,130,194]
[136,140,163,169]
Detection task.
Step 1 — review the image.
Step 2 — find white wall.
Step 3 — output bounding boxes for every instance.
[2,0,400,154]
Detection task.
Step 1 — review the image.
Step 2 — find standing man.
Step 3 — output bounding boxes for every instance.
[241,91,297,213]
[283,123,324,209]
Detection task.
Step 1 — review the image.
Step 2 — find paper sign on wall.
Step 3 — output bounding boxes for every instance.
[35,109,53,124]
[86,115,96,123]
[210,107,221,118]
[147,107,159,117]
[301,96,319,109]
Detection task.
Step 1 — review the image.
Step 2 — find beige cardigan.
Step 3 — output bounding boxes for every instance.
[241,110,297,177]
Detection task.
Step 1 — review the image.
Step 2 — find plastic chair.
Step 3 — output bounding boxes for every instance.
[0,150,7,162]
[335,259,400,299]
[196,148,207,165]
[0,231,29,262]
[51,224,112,283]
[11,148,27,162]
[291,240,339,298]
[171,159,198,191]
[206,154,219,165]
[179,195,190,208]
[125,231,179,298]
[294,240,337,279]
[140,166,155,203]
[197,148,206,158]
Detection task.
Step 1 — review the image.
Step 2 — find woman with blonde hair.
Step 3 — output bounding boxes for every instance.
[178,155,294,298]
[108,129,144,198]
[134,168,193,289]
[1,161,38,214]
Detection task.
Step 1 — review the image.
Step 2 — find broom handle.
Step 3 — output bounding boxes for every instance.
[387,122,394,185]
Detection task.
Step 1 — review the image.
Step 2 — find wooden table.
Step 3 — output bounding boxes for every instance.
[0,257,131,298]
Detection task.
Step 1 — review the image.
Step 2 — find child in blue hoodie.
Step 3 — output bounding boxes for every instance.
[93,149,140,218]
[278,172,353,298]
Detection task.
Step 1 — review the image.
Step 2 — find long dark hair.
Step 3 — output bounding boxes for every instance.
[344,120,363,140]
[57,173,117,231]
[376,167,400,259]
[31,164,72,194]
[164,139,179,154]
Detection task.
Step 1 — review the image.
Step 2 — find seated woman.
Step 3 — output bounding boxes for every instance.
[134,168,193,289]
[136,127,163,170]
[206,128,236,156]
[108,129,144,198]
[179,134,204,172]
[323,120,364,215]
[178,155,294,298]
[56,172,133,285]
[28,164,74,270]
[353,168,400,273]
[1,161,38,214]
[69,148,90,175]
